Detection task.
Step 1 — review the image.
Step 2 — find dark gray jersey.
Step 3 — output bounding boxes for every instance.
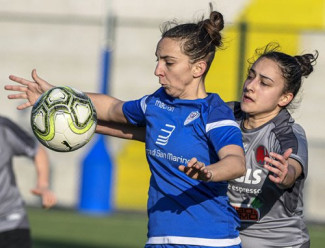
[227,102,309,248]
[0,116,37,232]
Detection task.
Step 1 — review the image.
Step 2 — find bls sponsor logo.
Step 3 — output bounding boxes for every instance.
[235,169,262,184]
[155,124,175,146]
[235,145,269,184]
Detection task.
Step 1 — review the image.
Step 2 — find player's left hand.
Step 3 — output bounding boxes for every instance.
[179,157,213,182]
[264,148,292,185]
[31,187,57,209]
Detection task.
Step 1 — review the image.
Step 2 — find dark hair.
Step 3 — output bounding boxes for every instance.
[160,3,224,76]
[250,42,318,106]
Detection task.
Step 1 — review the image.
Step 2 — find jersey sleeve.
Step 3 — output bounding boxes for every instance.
[290,124,308,178]
[122,95,148,126]
[206,103,243,153]
[3,118,37,158]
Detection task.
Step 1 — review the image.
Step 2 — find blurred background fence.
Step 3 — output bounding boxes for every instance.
[0,0,324,223]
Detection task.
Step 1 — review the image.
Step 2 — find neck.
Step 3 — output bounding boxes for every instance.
[180,79,207,100]
[243,109,282,129]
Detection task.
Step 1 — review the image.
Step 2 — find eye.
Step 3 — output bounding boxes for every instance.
[246,72,254,80]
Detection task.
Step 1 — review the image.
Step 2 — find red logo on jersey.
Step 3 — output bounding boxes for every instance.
[255,145,269,166]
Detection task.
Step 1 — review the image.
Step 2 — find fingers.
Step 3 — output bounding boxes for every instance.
[179,158,213,182]
[32,69,43,83]
[9,74,32,86]
[31,188,57,209]
[264,152,289,183]
[282,148,292,160]
[187,158,205,170]
[7,92,28,100]
[17,102,32,110]
[42,192,57,209]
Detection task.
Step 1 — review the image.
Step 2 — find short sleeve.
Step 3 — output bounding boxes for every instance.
[206,102,243,153]
[122,96,148,126]
[3,118,37,158]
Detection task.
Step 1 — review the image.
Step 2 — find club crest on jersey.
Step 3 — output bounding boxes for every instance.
[255,145,269,166]
[184,111,200,125]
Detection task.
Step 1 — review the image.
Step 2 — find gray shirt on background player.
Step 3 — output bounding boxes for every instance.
[0,116,37,233]
[227,102,309,248]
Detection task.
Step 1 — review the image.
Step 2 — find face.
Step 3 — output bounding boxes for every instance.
[241,57,292,119]
[154,38,197,99]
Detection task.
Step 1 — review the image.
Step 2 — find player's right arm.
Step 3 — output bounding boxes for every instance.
[5,69,128,124]
[86,93,128,124]
[5,69,54,110]
[96,120,146,142]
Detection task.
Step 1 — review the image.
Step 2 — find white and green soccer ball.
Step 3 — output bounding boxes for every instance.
[31,86,97,152]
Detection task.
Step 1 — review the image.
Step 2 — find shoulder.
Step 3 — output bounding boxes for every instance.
[0,116,31,136]
[206,94,235,122]
[272,110,307,154]
[0,116,27,135]
[0,115,16,127]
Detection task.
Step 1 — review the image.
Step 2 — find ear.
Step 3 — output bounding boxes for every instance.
[278,92,294,107]
[192,60,207,78]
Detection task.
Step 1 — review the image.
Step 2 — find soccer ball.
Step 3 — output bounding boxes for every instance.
[31,86,97,152]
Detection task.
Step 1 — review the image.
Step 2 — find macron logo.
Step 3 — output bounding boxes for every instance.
[155,100,175,112]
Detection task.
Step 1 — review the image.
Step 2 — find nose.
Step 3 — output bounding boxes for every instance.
[154,61,163,77]
[243,78,255,92]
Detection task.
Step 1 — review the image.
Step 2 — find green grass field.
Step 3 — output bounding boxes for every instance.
[28,207,325,248]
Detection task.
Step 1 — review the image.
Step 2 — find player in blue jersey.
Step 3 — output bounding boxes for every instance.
[5,5,246,248]
[80,43,318,248]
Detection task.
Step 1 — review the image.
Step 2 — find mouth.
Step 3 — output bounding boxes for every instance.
[242,94,254,103]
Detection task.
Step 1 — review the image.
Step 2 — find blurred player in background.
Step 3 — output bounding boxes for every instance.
[4,5,246,248]
[0,116,56,248]
[75,43,317,248]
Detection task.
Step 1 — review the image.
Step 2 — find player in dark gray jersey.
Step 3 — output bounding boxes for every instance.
[0,116,56,248]
[225,43,318,248]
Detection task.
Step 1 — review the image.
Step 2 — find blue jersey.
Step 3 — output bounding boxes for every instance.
[123,88,243,247]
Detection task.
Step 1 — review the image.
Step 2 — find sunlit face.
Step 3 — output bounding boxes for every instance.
[154,38,196,99]
[241,57,291,119]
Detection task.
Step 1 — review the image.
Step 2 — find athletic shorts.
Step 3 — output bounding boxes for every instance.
[0,228,31,248]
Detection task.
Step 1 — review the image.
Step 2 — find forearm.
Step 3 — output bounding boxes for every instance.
[96,120,146,142]
[34,145,50,189]
[87,93,127,123]
[206,153,246,182]
[277,160,302,189]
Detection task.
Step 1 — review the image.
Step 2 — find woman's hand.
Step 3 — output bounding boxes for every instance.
[31,187,57,209]
[5,69,53,110]
[264,148,302,189]
[179,157,213,182]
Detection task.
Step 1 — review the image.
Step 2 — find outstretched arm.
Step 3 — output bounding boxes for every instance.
[179,145,246,182]
[264,148,303,189]
[5,69,128,123]
[31,144,57,209]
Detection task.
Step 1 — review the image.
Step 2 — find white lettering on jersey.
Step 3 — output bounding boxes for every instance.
[156,124,175,146]
[235,169,262,184]
[155,100,175,112]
